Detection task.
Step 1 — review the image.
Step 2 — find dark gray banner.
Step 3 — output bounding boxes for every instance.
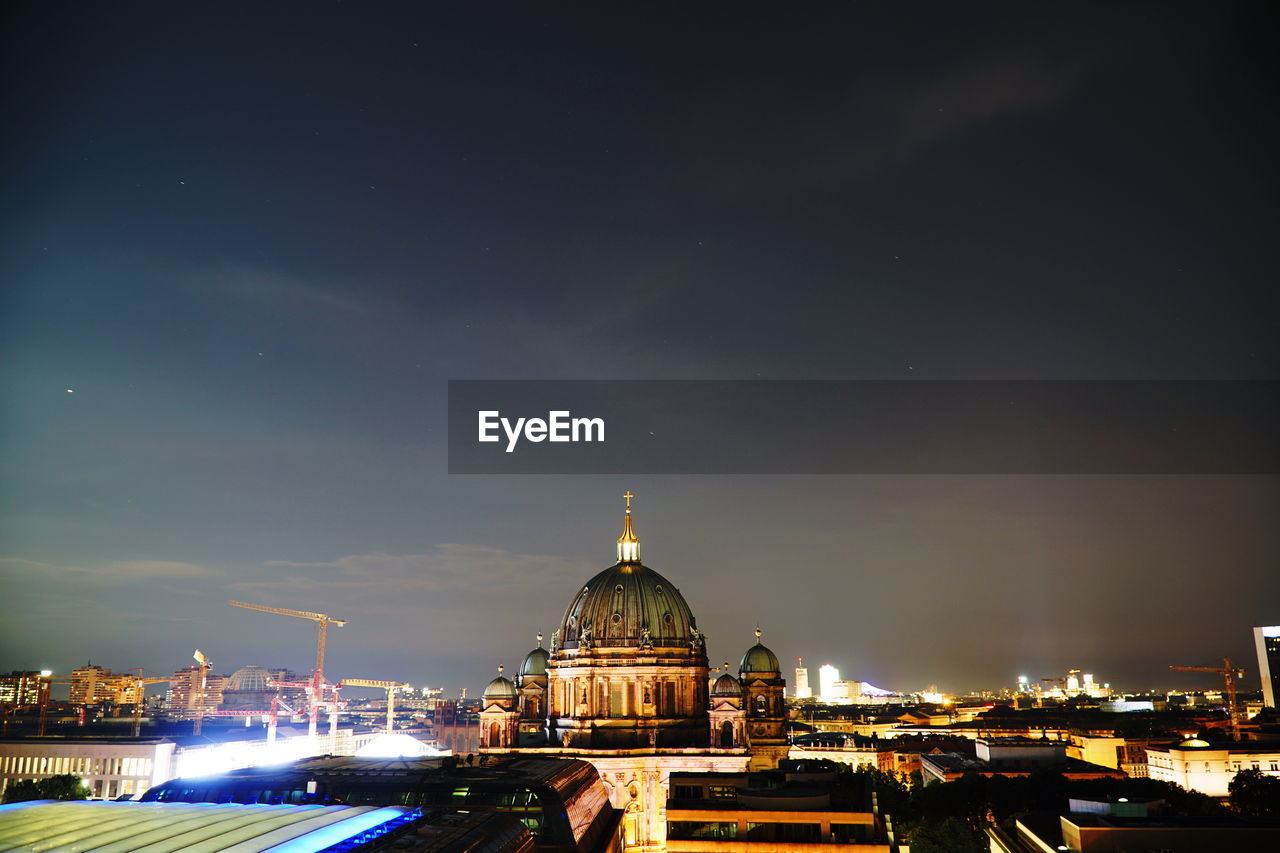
[447,380,1279,474]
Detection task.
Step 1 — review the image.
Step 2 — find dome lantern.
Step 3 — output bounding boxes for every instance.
[617,491,640,563]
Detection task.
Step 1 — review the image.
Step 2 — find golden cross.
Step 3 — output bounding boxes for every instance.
[623,491,634,512]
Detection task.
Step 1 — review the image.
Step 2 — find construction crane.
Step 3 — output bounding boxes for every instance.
[229,600,347,739]
[1170,657,1246,739]
[340,679,408,734]
[128,670,171,737]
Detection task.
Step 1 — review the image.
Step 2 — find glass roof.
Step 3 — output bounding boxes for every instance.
[0,800,412,853]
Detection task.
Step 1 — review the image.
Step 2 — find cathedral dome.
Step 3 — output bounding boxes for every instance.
[739,642,780,675]
[225,665,274,692]
[560,562,699,651]
[484,674,518,700]
[519,645,549,678]
[712,672,743,696]
[558,499,701,653]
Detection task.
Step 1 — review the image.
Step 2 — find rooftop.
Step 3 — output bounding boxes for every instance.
[0,800,417,852]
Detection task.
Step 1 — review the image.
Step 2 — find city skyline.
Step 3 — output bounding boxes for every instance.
[3,4,1278,697]
[4,489,1276,698]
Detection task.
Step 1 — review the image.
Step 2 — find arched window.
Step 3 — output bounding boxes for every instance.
[720,720,734,748]
[489,722,501,747]
[754,695,767,716]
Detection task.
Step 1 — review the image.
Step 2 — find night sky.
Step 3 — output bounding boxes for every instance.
[2,3,1278,698]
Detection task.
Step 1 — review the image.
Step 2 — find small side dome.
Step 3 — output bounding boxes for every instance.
[1178,737,1211,748]
[712,673,743,696]
[520,646,549,678]
[740,643,780,675]
[484,675,518,700]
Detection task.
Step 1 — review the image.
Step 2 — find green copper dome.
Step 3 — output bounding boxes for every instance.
[559,561,699,651]
[739,642,780,675]
[519,645,549,677]
[484,675,518,699]
[558,501,702,654]
[712,672,743,696]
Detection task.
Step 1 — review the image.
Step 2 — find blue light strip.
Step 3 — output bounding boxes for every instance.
[263,807,414,853]
[0,799,56,813]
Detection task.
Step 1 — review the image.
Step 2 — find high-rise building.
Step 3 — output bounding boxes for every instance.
[0,672,43,705]
[69,665,135,706]
[165,665,227,719]
[1255,626,1280,708]
[794,657,811,699]
[818,664,839,703]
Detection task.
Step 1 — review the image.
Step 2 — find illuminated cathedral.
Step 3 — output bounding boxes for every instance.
[477,493,787,852]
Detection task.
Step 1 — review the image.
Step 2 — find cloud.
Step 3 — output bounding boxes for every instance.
[230,545,597,657]
[0,556,219,584]
[667,52,1092,201]
[254,544,591,596]
[188,267,374,316]
[106,560,219,579]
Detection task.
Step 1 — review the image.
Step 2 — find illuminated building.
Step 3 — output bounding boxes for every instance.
[0,729,382,801]
[818,665,839,703]
[919,738,1125,785]
[1146,737,1280,797]
[69,664,139,706]
[0,737,177,799]
[786,732,895,774]
[1254,626,1280,708]
[0,672,42,706]
[165,665,227,719]
[989,810,1280,852]
[142,755,623,851]
[665,763,889,849]
[477,495,787,851]
[794,658,811,700]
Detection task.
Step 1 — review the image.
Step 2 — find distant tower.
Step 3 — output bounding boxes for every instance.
[739,628,787,770]
[818,664,840,703]
[479,666,519,749]
[1256,626,1280,708]
[794,657,811,699]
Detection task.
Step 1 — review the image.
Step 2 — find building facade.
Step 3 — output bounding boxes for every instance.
[1147,737,1280,797]
[69,665,139,707]
[0,672,43,706]
[1255,626,1280,708]
[478,496,788,852]
[795,658,812,700]
[0,738,178,799]
[165,666,227,719]
[666,764,889,851]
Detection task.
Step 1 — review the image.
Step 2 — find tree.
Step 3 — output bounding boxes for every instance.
[906,816,985,853]
[1229,768,1280,817]
[2,774,90,804]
